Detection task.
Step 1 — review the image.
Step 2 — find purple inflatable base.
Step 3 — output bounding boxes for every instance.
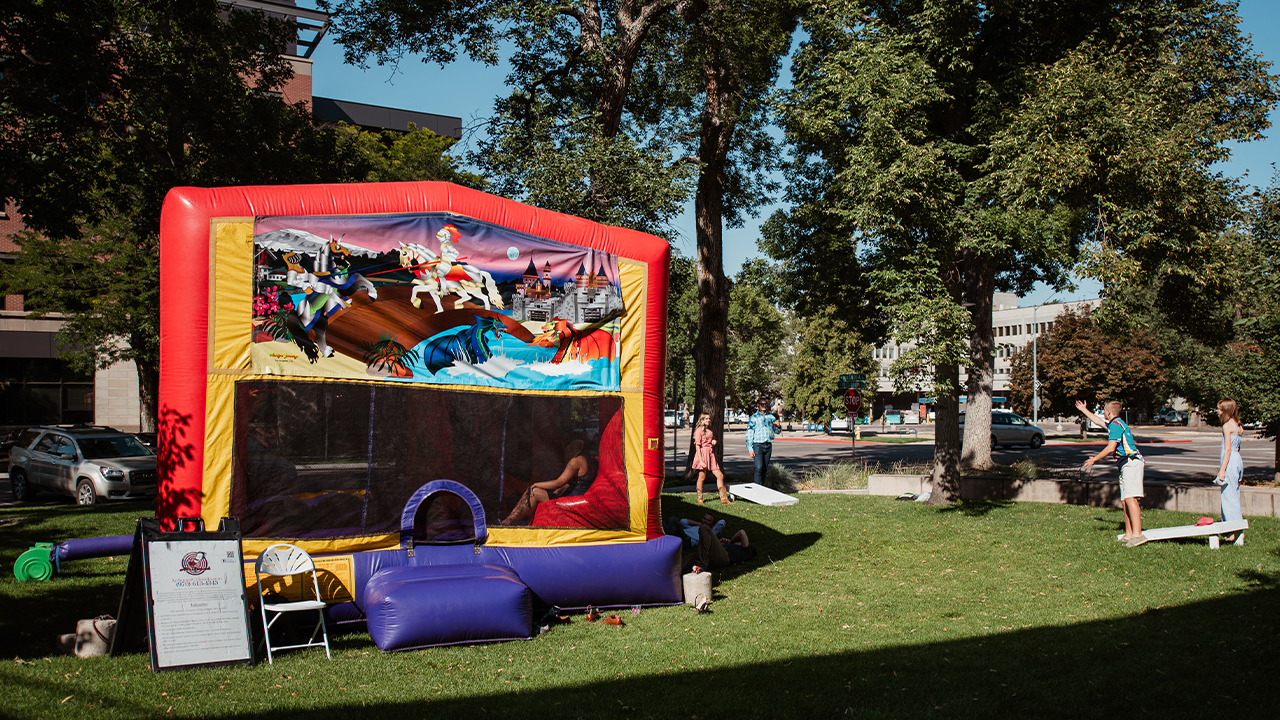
[364,564,534,651]
[324,535,682,625]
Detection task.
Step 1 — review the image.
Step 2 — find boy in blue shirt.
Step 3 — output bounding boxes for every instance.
[1077,399,1146,546]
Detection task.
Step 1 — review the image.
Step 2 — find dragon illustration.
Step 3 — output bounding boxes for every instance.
[420,315,508,374]
[532,316,618,364]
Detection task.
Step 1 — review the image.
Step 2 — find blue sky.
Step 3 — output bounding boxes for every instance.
[305,1,1280,307]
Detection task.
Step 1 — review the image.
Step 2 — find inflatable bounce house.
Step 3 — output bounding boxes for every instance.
[155,182,681,651]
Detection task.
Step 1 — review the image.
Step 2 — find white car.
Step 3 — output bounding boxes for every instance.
[663,410,684,428]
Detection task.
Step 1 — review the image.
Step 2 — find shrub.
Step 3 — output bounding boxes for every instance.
[800,461,873,491]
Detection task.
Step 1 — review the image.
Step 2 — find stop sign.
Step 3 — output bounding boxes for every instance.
[843,389,862,413]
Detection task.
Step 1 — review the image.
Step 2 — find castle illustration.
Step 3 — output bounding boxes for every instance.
[510,256,624,324]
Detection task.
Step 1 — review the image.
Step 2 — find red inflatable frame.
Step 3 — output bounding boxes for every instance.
[156,181,670,539]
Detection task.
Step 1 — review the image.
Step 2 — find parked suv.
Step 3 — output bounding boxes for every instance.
[959,411,1046,449]
[7,425,157,505]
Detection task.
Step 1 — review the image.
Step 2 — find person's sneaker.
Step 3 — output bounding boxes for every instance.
[1125,534,1148,547]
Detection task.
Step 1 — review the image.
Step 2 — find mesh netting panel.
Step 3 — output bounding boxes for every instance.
[231,379,625,539]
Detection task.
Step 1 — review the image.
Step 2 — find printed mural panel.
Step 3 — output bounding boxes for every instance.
[250,214,625,391]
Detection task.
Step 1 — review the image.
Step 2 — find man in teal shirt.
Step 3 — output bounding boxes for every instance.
[746,399,781,486]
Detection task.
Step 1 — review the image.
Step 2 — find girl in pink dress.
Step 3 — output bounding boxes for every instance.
[691,413,729,504]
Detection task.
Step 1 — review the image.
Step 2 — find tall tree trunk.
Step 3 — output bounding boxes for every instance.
[926,362,962,504]
[960,251,996,469]
[685,33,735,475]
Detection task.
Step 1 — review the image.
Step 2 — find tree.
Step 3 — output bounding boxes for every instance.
[1008,306,1166,434]
[765,0,1277,502]
[1080,180,1280,479]
[1231,183,1280,480]
[333,123,485,186]
[0,1,473,430]
[667,251,700,413]
[1157,183,1280,480]
[326,1,798,479]
[324,0,697,238]
[782,306,873,426]
[725,264,786,417]
[0,0,370,429]
[673,0,797,477]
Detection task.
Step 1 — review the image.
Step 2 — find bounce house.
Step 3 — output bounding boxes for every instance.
[155,181,681,651]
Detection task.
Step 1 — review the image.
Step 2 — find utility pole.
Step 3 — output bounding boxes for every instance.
[671,377,678,477]
[1032,307,1039,425]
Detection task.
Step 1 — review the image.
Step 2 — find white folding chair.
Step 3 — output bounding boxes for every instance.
[254,543,331,663]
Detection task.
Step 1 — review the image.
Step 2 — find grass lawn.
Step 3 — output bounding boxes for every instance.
[1,497,1277,719]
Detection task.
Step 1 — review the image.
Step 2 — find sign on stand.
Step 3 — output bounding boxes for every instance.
[112,517,255,671]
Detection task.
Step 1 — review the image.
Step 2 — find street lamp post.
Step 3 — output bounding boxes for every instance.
[1032,307,1039,425]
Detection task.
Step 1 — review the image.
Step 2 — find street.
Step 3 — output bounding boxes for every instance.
[664,422,1277,486]
[3,423,1274,507]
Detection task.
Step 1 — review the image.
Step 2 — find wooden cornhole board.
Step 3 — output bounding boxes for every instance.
[1118,519,1248,549]
[727,483,798,507]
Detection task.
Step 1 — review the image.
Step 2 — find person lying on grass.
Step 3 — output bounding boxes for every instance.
[676,513,757,572]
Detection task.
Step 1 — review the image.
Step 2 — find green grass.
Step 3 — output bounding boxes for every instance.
[859,436,928,444]
[2,497,1278,719]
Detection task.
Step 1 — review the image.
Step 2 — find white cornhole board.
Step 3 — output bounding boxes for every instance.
[1117,519,1248,549]
[727,483,798,507]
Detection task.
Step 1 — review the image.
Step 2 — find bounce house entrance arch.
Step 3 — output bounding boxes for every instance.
[157,182,680,631]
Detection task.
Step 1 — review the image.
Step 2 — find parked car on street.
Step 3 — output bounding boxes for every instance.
[663,410,684,428]
[1156,409,1188,426]
[0,429,25,471]
[959,411,1046,449]
[7,425,157,505]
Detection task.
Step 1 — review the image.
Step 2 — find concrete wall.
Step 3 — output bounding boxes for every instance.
[868,474,1279,518]
[95,359,142,432]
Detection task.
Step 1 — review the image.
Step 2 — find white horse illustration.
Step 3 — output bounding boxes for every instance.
[397,233,505,312]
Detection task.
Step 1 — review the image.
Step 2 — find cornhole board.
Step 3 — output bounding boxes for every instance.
[1117,519,1248,549]
[727,483,798,507]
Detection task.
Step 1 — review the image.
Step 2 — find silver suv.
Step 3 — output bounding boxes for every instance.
[7,425,157,505]
[959,411,1046,449]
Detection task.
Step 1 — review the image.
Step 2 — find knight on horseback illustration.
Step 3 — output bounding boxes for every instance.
[398,224,506,313]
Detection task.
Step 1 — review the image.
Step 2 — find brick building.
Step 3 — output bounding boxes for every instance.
[0,0,461,432]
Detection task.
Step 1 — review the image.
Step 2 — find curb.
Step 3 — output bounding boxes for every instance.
[865,473,1279,518]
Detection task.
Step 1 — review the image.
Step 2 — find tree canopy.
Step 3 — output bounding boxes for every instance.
[0,0,468,429]
[1008,305,1166,425]
[764,0,1278,500]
